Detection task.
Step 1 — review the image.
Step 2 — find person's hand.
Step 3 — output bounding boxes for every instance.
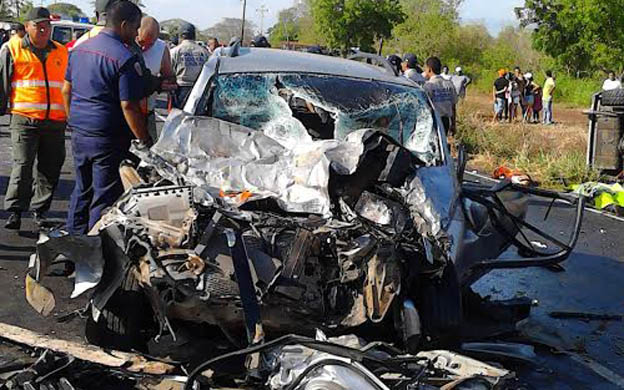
[160,78,178,92]
[136,136,154,150]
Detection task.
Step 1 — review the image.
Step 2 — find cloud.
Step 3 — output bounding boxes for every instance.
[459,0,523,35]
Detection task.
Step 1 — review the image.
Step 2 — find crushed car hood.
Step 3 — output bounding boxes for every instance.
[138,108,454,229]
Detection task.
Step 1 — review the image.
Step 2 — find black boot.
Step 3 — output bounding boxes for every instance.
[5,212,21,230]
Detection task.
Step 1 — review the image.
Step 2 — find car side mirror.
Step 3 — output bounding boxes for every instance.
[456,143,467,183]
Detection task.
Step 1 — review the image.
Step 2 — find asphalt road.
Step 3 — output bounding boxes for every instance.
[0,115,623,388]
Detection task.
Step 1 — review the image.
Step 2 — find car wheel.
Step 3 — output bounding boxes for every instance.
[85,267,153,352]
[416,262,462,347]
[601,89,624,106]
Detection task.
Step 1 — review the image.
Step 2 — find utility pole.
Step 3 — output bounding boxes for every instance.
[240,0,247,43]
[256,4,268,35]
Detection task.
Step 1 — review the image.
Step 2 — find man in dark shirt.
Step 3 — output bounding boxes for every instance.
[492,69,509,122]
[62,1,149,235]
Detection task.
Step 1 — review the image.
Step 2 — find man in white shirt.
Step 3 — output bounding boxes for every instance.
[602,71,621,91]
[423,57,458,135]
[441,65,451,80]
[137,16,174,140]
[451,66,472,99]
[401,53,426,85]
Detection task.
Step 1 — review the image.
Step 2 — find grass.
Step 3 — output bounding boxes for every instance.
[455,101,599,189]
[471,69,601,108]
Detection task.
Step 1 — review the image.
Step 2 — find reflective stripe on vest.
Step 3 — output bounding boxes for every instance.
[8,38,68,121]
[11,80,64,89]
[12,102,65,110]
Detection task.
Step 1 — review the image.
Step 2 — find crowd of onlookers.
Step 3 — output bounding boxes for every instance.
[492,67,555,125]
[385,53,472,135]
[491,67,624,126]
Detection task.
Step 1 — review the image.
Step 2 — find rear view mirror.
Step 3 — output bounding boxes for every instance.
[456,143,467,182]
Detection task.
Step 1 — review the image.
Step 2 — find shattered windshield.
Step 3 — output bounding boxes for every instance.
[207,73,440,165]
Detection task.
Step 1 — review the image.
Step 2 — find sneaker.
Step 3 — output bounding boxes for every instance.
[5,212,21,230]
[33,210,47,226]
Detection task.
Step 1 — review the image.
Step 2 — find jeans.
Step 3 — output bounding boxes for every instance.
[543,99,553,124]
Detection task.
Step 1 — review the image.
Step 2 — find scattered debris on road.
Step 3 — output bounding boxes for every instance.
[549,311,623,321]
[15,49,589,389]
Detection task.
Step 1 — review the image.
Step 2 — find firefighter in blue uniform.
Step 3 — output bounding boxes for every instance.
[62,1,150,234]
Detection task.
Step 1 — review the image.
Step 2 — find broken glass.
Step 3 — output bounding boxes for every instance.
[209,73,440,166]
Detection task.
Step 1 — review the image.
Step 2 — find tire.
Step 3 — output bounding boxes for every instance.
[601,88,624,106]
[415,262,462,347]
[85,267,153,352]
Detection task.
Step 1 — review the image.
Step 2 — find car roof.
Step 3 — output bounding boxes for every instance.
[216,48,416,87]
[51,21,93,29]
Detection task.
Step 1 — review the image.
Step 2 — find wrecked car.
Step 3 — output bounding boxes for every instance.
[25,48,584,357]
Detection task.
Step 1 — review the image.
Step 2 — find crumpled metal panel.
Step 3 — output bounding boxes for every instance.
[149,110,368,216]
[35,233,105,299]
[267,345,386,390]
[416,350,510,383]
[401,165,459,240]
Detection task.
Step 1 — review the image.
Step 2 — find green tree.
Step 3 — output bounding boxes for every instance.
[268,0,321,47]
[17,0,34,22]
[203,18,258,45]
[48,3,85,19]
[268,5,302,45]
[386,0,463,61]
[310,0,405,55]
[0,0,13,19]
[520,0,624,74]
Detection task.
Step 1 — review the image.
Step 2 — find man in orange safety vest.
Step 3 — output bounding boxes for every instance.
[0,7,68,230]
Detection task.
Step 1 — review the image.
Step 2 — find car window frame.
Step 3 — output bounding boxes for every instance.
[186,58,449,166]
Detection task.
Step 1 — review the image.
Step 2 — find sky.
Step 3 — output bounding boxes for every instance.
[40,0,524,36]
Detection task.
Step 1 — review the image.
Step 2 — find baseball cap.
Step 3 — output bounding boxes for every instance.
[455,66,462,73]
[402,53,418,68]
[25,7,51,23]
[180,23,196,36]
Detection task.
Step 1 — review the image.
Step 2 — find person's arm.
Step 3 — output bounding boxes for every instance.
[160,45,173,79]
[466,76,472,87]
[62,81,72,117]
[119,57,150,142]
[0,44,13,116]
[158,46,177,91]
[62,52,73,117]
[121,100,149,141]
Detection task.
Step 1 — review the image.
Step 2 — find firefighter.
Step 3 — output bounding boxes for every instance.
[63,1,150,235]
